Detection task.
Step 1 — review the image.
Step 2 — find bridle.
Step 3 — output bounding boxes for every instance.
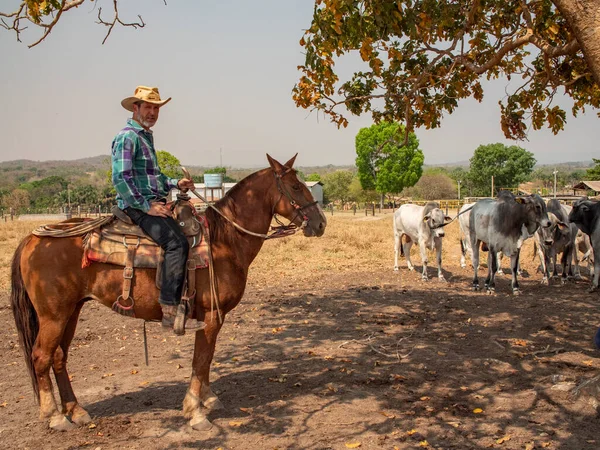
[182,167,320,240]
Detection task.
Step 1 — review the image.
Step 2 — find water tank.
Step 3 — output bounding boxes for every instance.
[204,173,224,188]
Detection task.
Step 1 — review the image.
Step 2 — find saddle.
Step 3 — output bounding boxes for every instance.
[79,202,210,317]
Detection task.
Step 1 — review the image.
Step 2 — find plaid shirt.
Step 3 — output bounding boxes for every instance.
[111,119,178,212]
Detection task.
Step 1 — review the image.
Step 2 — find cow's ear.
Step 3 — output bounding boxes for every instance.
[557,221,569,230]
[515,197,526,204]
[423,214,431,222]
[445,215,452,222]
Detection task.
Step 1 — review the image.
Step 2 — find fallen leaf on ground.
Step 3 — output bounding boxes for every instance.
[420,396,431,401]
[473,408,483,414]
[511,339,528,347]
[229,420,245,427]
[130,369,138,375]
[344,442,361,448]
[419,441,429,447]
[496,435,510,444]
[406,429,417,435]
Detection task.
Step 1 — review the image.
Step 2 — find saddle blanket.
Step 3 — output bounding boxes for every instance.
[82,215,210,270]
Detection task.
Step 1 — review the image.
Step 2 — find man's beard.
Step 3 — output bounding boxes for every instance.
[135,114,156,129]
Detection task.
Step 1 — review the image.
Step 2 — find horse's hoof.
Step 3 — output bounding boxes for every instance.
[190,414,213,431]
[203,397,224,411]
[71,410,92,426]
[49,414,76,431]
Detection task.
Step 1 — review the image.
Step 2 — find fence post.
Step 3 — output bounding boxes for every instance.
[353,204,356,215]
[10,207,14,221]
[329,204,334,216]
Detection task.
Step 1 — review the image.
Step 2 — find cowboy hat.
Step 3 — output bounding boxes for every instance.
[121,86,171,112]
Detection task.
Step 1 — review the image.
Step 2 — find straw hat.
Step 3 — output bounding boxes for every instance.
[121,86,171,112]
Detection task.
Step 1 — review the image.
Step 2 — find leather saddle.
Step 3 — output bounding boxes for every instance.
[81,201,210,317]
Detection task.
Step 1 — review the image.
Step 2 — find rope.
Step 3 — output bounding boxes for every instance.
[32,215,114,237]
[431,204,475,229]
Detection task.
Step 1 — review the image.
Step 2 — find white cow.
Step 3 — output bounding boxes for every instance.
[393,202,451,281]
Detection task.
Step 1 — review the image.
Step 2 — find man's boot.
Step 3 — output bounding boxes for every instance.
[162,303,206,335]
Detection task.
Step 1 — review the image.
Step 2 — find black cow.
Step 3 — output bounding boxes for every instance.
[568,198,600,291]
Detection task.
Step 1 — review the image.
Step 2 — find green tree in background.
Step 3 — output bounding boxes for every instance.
[293,0,600,141]
[157,150,181,179]
[305,173,322,182]
[322,170,355,205]
[468,144,536,196]
[355,122,424,207]
[586,159,600,180]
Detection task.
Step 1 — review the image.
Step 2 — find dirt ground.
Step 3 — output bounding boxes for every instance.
[2,211,600,450]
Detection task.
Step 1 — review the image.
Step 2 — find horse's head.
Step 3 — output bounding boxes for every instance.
[267,154,327,237]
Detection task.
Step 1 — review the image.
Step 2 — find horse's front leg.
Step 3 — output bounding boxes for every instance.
[183,311,224,431]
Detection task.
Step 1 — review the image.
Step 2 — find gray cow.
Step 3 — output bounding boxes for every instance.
[393,202,451,281]
[469,193,550,294]
[568,198,600,291]
[533,199,577,285]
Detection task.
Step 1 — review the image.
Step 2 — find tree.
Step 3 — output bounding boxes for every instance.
[586,158,600,180]
[293,1,600,141]
[403,171,457,200]
[2,188,31,212]
[305,173,322,182]
[355,122,424,206]
[157,150,181,179]
[468,143,536,196]
[321,170,355,205]
[1,1,147,47]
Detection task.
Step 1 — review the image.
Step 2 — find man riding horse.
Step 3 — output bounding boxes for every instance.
[112,85,204,335]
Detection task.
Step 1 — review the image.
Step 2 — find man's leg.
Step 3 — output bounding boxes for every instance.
[124,207,204,334]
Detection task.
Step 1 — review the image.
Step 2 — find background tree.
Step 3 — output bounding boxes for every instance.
[355,122,424,207]
[1,0,147,47]
[321,170,355,205]
[305,173,322,182]
[402,170,457,200]
[468,143,536,196]
[586,159,600,180]
[293,0,600,141]
[157,150,181,179]
[2,188,31,212]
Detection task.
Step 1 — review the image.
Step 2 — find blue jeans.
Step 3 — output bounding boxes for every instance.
[124,207,189,306]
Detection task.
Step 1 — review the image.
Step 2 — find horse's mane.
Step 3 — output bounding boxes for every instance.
[206,168,271,243]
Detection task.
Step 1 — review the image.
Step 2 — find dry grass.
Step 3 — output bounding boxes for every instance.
[0,209,544,294]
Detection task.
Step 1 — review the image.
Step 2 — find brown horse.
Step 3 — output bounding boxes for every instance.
[11,154,326,431]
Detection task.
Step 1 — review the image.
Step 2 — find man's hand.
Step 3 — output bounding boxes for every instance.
[147,202,172,218]
[177,178,195,190]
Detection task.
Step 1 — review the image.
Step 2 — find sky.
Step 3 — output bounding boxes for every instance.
[1,0,599,169]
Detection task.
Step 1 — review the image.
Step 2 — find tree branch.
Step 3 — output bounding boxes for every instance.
[97,0,145,45]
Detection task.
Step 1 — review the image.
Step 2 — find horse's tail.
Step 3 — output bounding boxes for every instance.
[10,236,39,401]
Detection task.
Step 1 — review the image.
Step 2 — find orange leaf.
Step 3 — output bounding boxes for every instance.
[345,443,361,449]
[473,408,483,414]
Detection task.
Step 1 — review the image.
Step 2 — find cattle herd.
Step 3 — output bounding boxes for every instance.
[393,193,599,295]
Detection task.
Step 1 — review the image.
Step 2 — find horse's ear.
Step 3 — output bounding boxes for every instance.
[283,153,298,169]
[266,153,284,173]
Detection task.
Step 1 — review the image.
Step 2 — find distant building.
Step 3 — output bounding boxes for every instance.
[305,181,324,205]
[572,181,600,196]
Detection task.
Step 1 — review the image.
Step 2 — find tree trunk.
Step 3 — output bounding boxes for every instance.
[553,0,600,85]
[380,192,385,210]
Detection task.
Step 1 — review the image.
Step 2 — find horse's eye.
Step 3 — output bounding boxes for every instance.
[292,183,300,191]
